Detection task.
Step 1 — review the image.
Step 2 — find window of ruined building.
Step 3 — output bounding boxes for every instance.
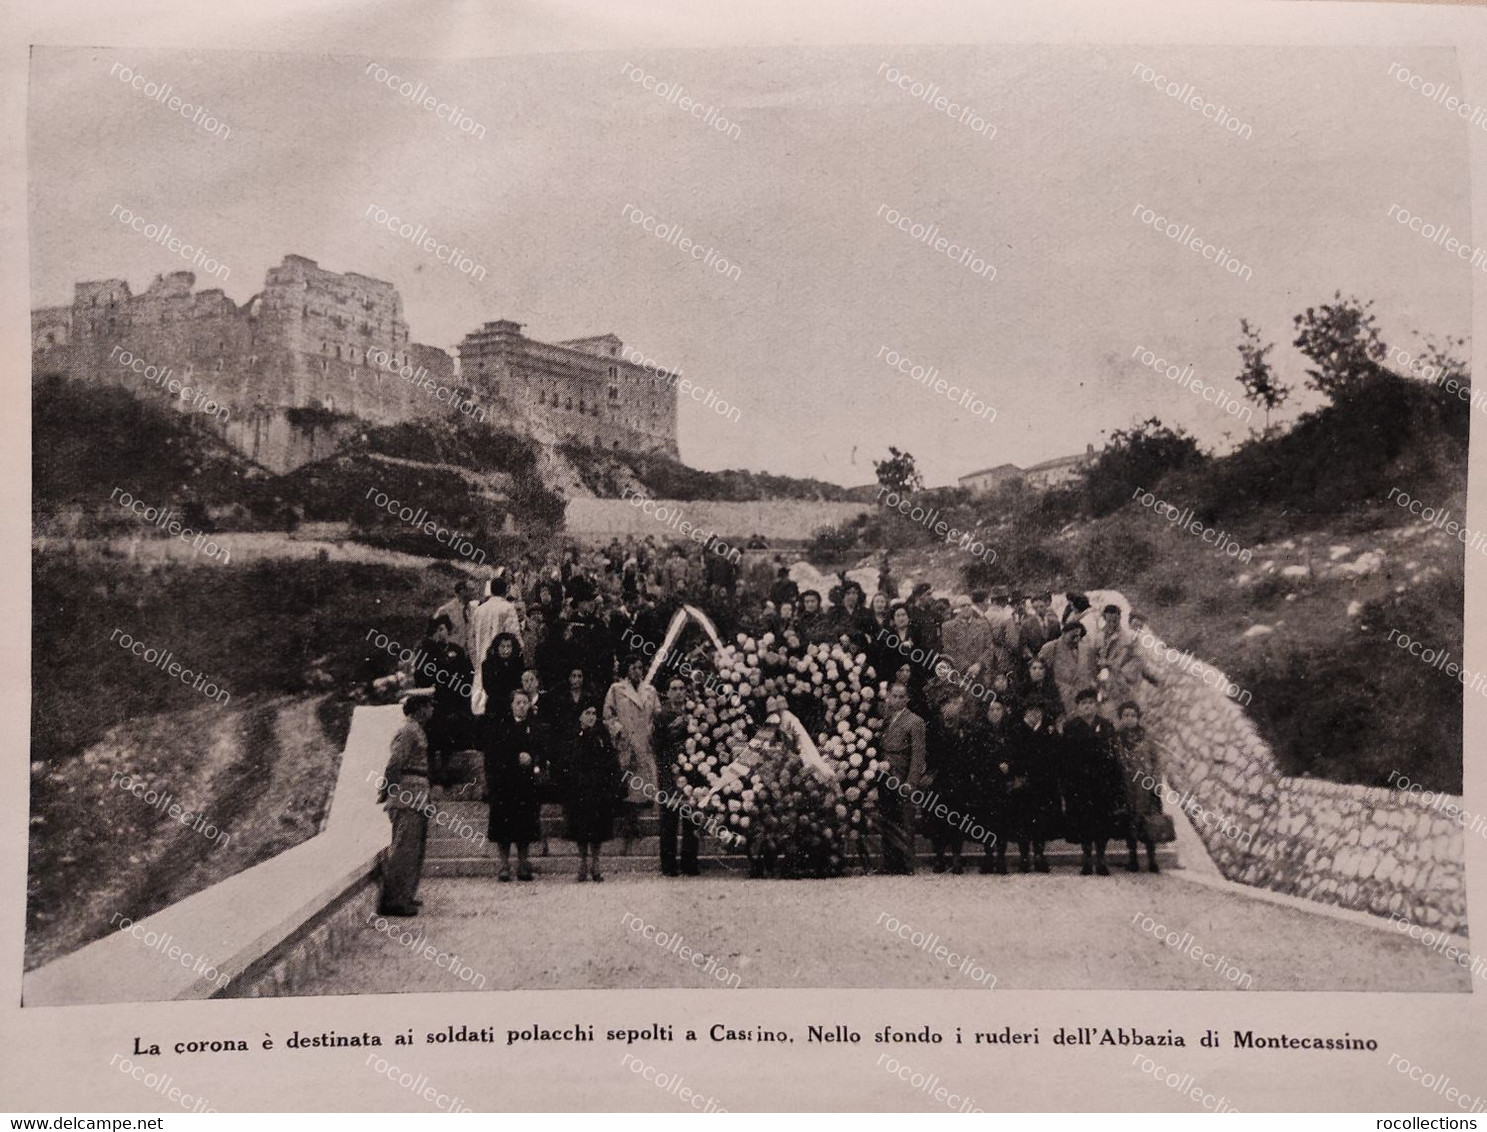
[608,365,617,379]
[579,399,585,413]
[565,398,573,411]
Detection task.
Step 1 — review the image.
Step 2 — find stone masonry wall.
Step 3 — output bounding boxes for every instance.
[1139,634,1468,935]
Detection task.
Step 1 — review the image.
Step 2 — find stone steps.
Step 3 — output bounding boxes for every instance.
[420,799,1179,875]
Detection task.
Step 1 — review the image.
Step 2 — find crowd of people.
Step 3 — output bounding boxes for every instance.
[375,536,1170,917]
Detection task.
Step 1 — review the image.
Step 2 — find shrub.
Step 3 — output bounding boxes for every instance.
[807,521,861,564]
[1078,526,1156,586]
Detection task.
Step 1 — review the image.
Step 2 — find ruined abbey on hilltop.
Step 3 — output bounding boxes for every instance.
[32,254,680,472]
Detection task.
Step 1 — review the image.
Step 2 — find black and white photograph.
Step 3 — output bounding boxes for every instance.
[5,0,1487,1116]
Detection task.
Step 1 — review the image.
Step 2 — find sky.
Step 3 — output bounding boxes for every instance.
[29,43,1475,486]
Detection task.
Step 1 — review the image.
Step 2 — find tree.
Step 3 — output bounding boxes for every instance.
[873,446,923,494]
[1082,417,1205,517]
[1234,318,1290,434]
[1292,293,1387,402]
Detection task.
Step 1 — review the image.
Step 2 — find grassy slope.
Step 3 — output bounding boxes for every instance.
[27,548,460,966]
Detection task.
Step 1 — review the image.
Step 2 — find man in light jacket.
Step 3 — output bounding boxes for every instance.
[469,572,522,716]
[877,683,928,875]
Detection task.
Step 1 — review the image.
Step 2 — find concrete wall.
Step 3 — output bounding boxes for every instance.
[23,705,400,1006]
[565,498,868,542]
[1140,633,1469,935]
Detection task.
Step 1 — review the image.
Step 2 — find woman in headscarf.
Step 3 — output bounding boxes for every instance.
[480,632,525,718]
[556,702,624,882]
[1015,655,1062,719]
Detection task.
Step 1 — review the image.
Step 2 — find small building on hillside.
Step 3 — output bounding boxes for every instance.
[1023,444,1095,490]
[958,463,1023,496]
[958,444,1096,495]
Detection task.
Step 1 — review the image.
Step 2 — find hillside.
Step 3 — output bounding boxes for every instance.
[811,360,1470,794]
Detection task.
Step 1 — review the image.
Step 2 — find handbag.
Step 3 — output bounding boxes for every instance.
[1142,813,1176,843]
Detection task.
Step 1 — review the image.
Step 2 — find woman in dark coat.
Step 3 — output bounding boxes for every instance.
[482,687,545,881]
[1059,689,1128,876]
[558,703,624,882]
[480,632,525,718]
[829,584,873,652]
[972,698,1017,874]
[1010,699,1063,873]
[1113,700,1163,873]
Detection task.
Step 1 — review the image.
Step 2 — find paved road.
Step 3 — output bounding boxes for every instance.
[292,870,1472,995]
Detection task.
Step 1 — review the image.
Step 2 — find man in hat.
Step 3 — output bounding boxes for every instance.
[905,581,941,655]
[769,562,800,608]
[562,574,615,693]
[983,586,1021,679]
[940,594,993,678]
[378,690,436,916]
[981,585,1013,627]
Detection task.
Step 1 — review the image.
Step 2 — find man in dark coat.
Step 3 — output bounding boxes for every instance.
[562,576,614,693]
[413,615,473,786]
[652,676,700,877]
[924,693,980,874]
[378,692,436,916]
[877,683,928,874]
[1059,688,1127,876]
[768,563,800,608]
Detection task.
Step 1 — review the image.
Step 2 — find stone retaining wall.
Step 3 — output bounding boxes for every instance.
[1140,636,1468,935]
